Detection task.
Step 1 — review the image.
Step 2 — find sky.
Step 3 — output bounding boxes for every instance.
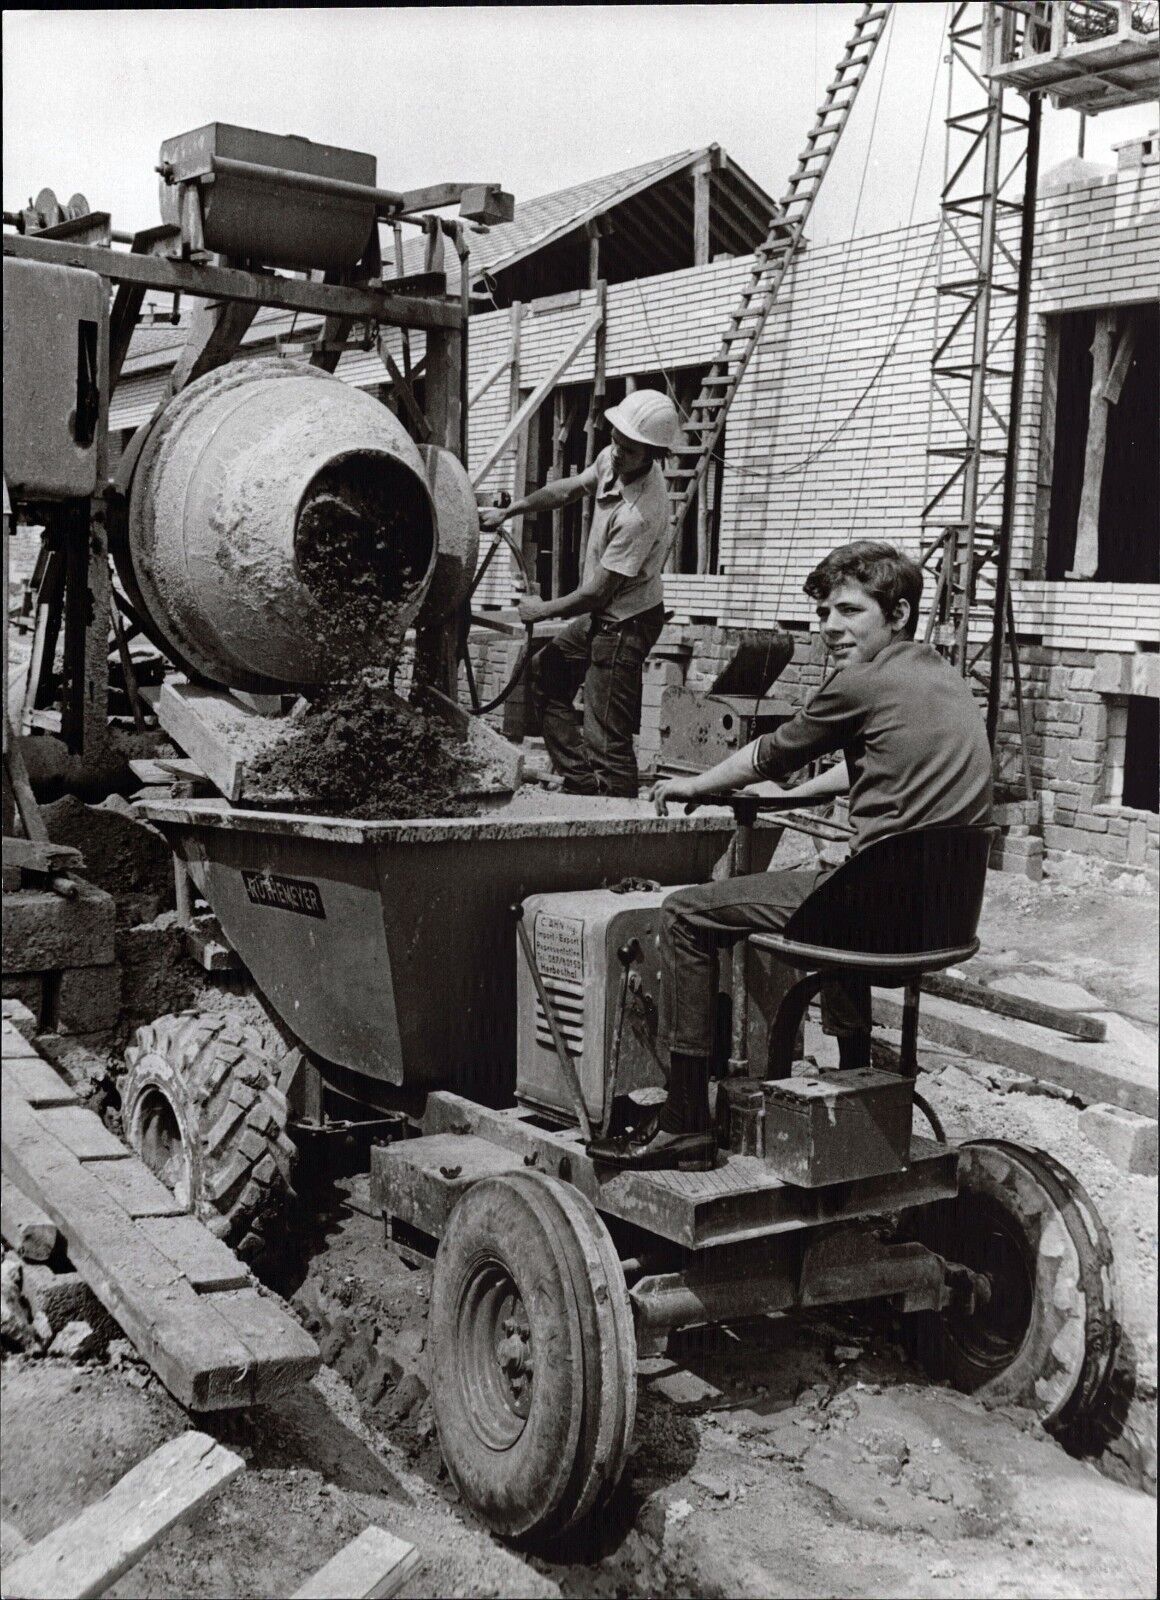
[3,5,1154,251]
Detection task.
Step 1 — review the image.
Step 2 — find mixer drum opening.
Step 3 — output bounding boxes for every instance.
[295,449,436,620]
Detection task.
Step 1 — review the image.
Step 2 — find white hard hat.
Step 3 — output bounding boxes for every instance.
[605,389,682,452]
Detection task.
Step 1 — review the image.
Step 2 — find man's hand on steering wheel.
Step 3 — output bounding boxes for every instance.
[653,775,712,817]
[517,594,552,626]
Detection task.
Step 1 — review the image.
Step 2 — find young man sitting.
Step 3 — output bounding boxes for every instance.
[589,540,993,1170]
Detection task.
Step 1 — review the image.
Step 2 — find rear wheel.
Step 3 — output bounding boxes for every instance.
[902,1139,1118,1446]
[429,1171,635,1544]
[121,1012,296,1261]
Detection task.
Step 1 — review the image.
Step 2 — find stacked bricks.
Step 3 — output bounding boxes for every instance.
[988,799,1045,882]
[995,645,1160,878]
[1,878,121,1035]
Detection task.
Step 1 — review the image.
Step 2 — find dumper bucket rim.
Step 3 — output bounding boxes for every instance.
[134,796,761,846]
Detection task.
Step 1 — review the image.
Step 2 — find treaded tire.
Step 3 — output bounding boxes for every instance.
[901,1138,1119,1447]
[429,1171,636,1545]
[121,1011,296,1261]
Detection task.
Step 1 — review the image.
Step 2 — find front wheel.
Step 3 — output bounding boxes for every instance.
[121,1012,296,1262]
[901,1139,1119,1448]
[429,1171,636,1544]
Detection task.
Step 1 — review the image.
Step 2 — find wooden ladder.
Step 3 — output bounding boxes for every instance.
[665,2,894,557]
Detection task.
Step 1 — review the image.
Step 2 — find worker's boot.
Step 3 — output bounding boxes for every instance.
[588,1052,715,1170]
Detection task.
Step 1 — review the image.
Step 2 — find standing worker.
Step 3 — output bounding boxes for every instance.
[479,390,681,796]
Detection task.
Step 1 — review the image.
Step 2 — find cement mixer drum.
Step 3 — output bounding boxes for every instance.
[124,358,442,693]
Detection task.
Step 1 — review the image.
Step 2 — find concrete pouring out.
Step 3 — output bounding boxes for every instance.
[246,672,483,819]
[294,453,430,666]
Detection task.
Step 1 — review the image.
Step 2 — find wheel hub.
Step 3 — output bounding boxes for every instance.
[457,1260,535,1448]
[132,1086,191,1208]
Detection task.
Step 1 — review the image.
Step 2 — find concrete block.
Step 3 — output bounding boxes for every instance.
[1,880,115,974]
[56,963,122,1035]
[1080,1103,1158,1176]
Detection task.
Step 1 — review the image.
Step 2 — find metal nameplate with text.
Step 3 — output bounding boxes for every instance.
[241,870,326,919]
[534,913,584,982]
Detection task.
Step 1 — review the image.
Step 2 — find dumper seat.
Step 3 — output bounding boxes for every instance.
[750,824,996,1078]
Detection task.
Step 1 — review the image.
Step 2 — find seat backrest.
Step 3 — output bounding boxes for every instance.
[783,825,995,957]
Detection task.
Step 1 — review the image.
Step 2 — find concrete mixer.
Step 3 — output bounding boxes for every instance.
[3,127,1122,1555]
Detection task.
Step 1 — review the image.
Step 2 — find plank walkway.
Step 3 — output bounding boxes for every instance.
[0,1432,243,1600]
[1,1015,319,1410]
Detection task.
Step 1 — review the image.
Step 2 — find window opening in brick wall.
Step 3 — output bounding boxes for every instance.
[1044,304,1159,582]
[1122,695,1159,814]
[522,368,721,596]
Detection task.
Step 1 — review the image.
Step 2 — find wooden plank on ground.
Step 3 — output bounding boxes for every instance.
[292,1526,420,1600]
[0,1055,78,1106]
[1,1020,42,1060]
[923,972,1107,1041]
[0,1170,59,1261]
[138,1215,252,1293]
[0,1430,244,1600]
[37,1105,130,1162]
[92,1158,188,1218]
[1,1085,319,1408]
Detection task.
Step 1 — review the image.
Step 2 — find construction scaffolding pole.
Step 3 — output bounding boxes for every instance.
[921,1,1036,790]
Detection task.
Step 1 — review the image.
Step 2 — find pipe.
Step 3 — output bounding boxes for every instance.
[205,155,406,217]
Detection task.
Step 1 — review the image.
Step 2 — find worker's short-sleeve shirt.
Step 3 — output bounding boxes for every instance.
[576,446,672,623]
[752,639,993,851]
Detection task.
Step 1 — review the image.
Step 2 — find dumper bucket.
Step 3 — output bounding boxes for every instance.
[137,796,769,1107]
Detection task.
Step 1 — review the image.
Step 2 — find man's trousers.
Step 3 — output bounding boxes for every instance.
[658,866,871,1059]
[528,604,664,796]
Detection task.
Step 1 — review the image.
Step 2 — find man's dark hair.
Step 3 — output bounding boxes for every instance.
[803,541,923,639]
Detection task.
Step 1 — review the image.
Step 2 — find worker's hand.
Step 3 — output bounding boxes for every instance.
[479,506,511,532]
[517,595,552,626]
[652,776,702,817]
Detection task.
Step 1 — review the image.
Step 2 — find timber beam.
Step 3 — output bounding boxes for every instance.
[2,231,462,331]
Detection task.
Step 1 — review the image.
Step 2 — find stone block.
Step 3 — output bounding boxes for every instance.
[1080,1103,1158,1176]
[1,880,115,975]
[1,974,44,1025]
[21,1263,120,1346]
[1080,704,1108,740]
[56,963,122,1035]
[1076,814,1109,833]
[1092,833,1128,864]
[1130,655,1160,699]
[1093,652,1128,694]
[1128,822,1150,866]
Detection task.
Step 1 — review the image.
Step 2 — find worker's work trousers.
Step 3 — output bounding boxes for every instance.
[529,604,664,796]
[657,866,872,1059]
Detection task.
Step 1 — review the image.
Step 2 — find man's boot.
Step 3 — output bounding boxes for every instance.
[589,1052,715,1169]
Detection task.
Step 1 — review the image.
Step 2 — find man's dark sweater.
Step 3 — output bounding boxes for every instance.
[752,638,993,848]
